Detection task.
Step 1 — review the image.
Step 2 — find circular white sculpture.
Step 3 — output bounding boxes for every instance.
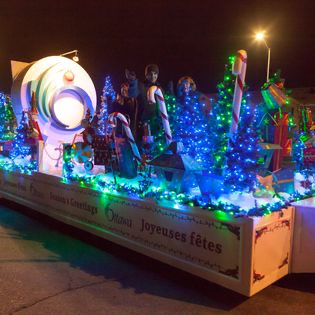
[11,56,97,144]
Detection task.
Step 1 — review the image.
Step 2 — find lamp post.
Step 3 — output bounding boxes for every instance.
[60,50,79,62]
[255,32,270,82]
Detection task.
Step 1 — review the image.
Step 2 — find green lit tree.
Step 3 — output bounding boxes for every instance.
[209,55,235,174]
[0,93,16,141]
[0,93,6,138]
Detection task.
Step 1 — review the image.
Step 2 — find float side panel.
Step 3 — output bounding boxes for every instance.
[0,170,292,296]
[291,203,315,273]
[249,207,293,295]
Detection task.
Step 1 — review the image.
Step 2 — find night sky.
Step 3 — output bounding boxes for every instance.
[1,0,315,97]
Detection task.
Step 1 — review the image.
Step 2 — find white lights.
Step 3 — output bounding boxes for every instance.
[255,32,265,41]
[72,53,79,63]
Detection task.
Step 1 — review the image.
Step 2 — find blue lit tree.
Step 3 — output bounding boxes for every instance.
[10,112,32,161]
[223,100,259,192]
[172,91,212,168]
[98,76,116,135]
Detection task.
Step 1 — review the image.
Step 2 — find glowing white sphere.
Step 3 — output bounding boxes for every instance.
[53,91,85,129]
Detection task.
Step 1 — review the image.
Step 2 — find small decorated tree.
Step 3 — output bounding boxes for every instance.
[172,91,212,168]
[0,93,16,141]
[292,131,307,173]
[208,55,235,174]
[224,100,259,193]
[6,96,17,134]
[0,93,7,138]
[98,76,116,135]
[10,112,32,161]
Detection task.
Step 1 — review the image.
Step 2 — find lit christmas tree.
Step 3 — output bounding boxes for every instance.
[223,100,259,193]
[10,111,32,161]
[292,131,306,172]
[0,93,16,141]
[0,93,7,138]
[291,130,315,178]
[209,56,235,174]
[5,96,17,134]
[172,90,212,168]
[98,76,116,135]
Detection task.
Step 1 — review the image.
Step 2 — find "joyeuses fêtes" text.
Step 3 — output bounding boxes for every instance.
[140,219,222,254]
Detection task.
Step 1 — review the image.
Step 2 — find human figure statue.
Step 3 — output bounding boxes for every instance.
[125,64,162,143]
[111,82,138,137]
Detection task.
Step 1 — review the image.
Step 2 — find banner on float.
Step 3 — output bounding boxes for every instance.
[0,171,241,280]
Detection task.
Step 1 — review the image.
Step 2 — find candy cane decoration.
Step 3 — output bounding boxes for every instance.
[147,86,172,145]
[230,50,247,136]
[108,112,142,163]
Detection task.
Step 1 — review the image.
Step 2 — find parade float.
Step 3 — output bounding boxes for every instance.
[0,50,314,296]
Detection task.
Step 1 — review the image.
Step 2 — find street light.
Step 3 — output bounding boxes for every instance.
[255,32,271,82]
[60,50,79,62]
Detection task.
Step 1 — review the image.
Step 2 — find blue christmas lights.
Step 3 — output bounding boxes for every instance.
[172,91,212,168]
[98,76,116,135]
[3,63,315,218]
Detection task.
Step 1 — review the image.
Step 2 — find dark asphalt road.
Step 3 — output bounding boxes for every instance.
[0,200,314,315]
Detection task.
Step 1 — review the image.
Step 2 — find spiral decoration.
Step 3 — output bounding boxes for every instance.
[11,56,97,144]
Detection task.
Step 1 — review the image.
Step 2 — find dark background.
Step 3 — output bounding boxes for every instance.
[0,0,315,98]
